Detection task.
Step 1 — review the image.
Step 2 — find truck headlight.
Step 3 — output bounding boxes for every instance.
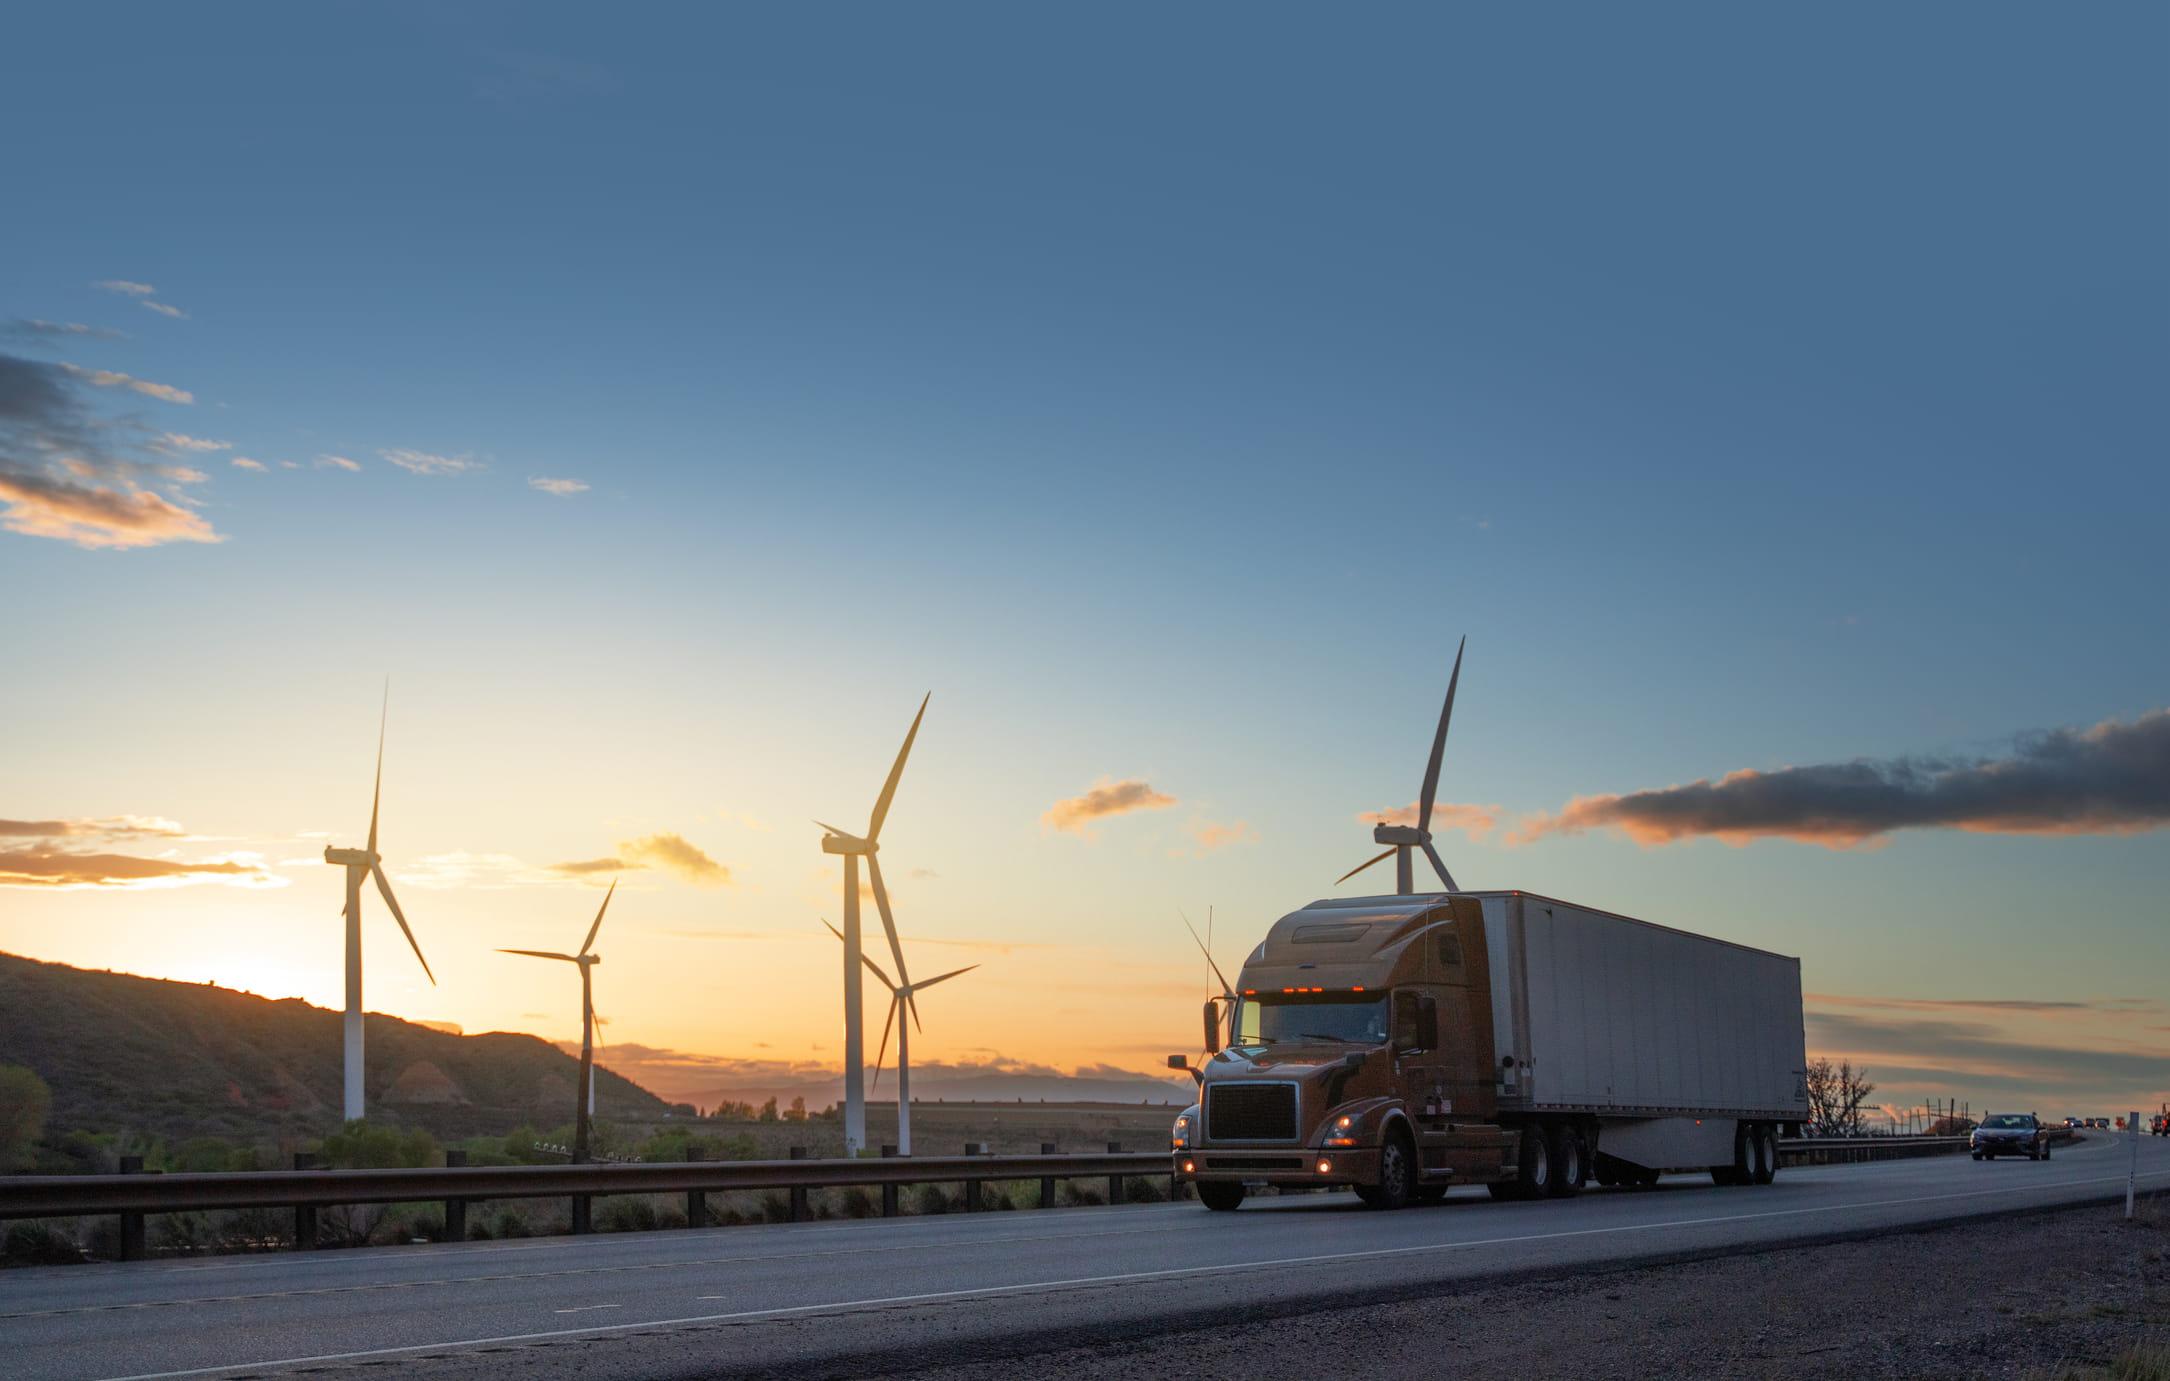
[1172,1113,1192,1149]
[1325,1113,1358,1148]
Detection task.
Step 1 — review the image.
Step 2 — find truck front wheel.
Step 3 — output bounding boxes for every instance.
[1197,1182,1246,1212]
[1365,1133,1416,1211]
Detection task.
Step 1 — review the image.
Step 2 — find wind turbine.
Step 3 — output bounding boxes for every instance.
[1180,907,1236,1054]
[1336,636,1468,896]
[322,688,435,1123]
[498,879,615,1163]
[816,693,927,1154]
[822,920,975,1156]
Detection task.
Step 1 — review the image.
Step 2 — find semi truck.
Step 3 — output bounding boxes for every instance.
[1170,889,1808,1209]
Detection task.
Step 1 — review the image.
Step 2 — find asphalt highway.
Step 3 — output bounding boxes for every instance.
[7,1133,2167,1380]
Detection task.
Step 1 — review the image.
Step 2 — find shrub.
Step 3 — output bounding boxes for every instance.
[3,1221,83,1266]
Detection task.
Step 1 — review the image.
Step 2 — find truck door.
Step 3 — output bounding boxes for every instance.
[1426,899,1498,1121]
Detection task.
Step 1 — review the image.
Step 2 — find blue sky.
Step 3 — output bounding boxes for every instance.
[3,4,2165,1119]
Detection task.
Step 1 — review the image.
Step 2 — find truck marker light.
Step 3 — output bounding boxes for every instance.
[1283,987,1295,993]
[1182,1160,1195,1174]
[1317,1159,1333,1174]
[1352,986,1365,992]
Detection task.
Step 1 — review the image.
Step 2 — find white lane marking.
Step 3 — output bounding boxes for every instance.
[1,1220,1196,1320]
[550,1304,621,1314]
[98,1167,2170,1381]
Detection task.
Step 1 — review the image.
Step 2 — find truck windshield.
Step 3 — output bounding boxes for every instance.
[1235,992,1387,1046]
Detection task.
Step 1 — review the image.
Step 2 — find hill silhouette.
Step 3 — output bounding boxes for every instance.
[0,951,673,1144]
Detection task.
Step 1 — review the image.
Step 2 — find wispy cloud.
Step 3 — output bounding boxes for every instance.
[1042,778,1177,835]
[1506,710,2170,850]
[618,832,730,886]
[154,433,229,453]
[91,280,156,297]
[315,454,360,471]
[230,457,264,471]
[1186,818,1256,853]
[1359,800,1502,841]
[140,301,187,320]
[0,816,275,890]
[546,856,646,876]
[0,353,222,548]
[528,476,588,496]
[54,362,193,405]
[7,319,128,342]
[382,448,480,476]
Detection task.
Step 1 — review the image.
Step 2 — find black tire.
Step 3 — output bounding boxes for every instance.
[1368,1133,1415,1211]
[1635,1166,1661,1188]
[1515,1124,1555,1200]
[1412,1185,1450,1205]
[1544,1123,1587,1198]
[1972,1152,1983,1161]
[1486,1181,1519,1200]
[2040,1141,2051,1161]
[1197,1181,1245,1212]
[1752,1125,1779,1185]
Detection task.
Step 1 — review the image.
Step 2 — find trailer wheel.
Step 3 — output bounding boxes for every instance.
[1197,1182,1245,1212]
[1710,1125,1752,1186]
[1544,1123,1587,1198]
[1752,1125,1779,1185]
[1513,1125,1555,1199]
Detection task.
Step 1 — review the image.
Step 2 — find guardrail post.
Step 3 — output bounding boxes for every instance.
[685,1145,707,1229]
[788,1146,809,1222]
[1107,1141,1125,1205]
[1040,1143,1057,1210]
[292,1152,318,1250]
[571,1191,592,1236]
[881,1145,900,1217]
[118,1156,146,1262]
[963,1143,987,1211]
[441,1149,467,1242]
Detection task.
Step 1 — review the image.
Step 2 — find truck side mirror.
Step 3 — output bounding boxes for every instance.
[1202,998,1223,1054]
[1166,1054,1190,1071]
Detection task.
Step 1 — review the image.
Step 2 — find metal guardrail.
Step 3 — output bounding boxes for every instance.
[0,1146,1168,1260]
[1779,1135,1972,1165]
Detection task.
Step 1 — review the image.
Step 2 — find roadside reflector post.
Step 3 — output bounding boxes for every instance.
[880,1145,900,1218]
[963,1143,988,1211]
[789,1146,809,1222]
[443,1148,467,1242]
[118,1155,146,1262]
[1108,1141,1125,1205]
[685,1145,707,1229]
[2130,1111,2141,1221]
[292,1152,319,1251]
[1040,1143,1057,1209]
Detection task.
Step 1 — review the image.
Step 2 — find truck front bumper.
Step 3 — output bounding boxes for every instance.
[1173,1148,1381,1188]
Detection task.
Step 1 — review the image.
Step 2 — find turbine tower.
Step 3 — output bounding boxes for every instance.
[323,688,435,1123]
[498,879,616,1164]
[823,920,974,1156]
[816,694,927,1154]
[1180,908,1237,1052]
[1336,636,1468,896]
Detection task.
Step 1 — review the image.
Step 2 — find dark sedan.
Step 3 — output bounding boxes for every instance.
[1971,1113,2050,1160]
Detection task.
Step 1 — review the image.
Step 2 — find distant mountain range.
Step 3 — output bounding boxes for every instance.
[0,952,672,1144]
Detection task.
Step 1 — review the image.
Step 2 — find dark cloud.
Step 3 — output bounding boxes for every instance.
[1807,1010,2170,1106]
[0,352,220,549]
[0,849,268,888]
[1512,710,2170,849]
[1041,778,1177,835]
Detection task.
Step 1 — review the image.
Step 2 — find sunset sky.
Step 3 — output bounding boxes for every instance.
[3,5,2165,1122]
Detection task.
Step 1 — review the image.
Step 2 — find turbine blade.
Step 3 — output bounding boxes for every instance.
[909,964,978,991]
[1422,840,1460,893]
[497,948,580,961]
[1416,636,1465,835]
[813,820,852,838]
[371,863,435,985]
[1335,846,1396,885]
[367,681,388,855]
[1178,909,1236,998]
[866,855,916,1020]
[866,692,928,842]
[821,917,899,989]
[871,994,898,1089]
[579,878,616,956]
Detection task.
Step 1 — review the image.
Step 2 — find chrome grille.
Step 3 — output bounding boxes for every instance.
[1206,1082,1298,1141]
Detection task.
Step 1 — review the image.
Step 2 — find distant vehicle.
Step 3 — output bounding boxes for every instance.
[1971,1113,2050,1161]
[2063,1117,2084,1128]
[2089,1117,2111,1128]
[2152,1113,2168,1137]
[1170,891,1808,1209]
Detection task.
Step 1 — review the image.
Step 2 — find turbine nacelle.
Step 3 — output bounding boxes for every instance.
[1371,824,1426,847]
[323,846,377,867]
[817,824,877,857]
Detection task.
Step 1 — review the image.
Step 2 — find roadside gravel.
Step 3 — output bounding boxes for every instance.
[892,1198,2170,1381]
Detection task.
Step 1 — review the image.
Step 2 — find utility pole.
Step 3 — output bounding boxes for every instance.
[2130,1110,2141,1221]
